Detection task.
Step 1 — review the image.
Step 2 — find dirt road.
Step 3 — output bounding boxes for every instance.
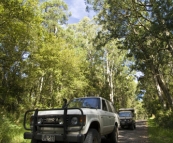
[118,120,149,143]
[102,120,149,143]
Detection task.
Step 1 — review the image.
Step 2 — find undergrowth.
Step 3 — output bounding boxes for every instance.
[0,113,29,143]
[148,118,173,143]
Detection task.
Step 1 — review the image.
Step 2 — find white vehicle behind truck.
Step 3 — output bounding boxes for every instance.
[24,97,120,143]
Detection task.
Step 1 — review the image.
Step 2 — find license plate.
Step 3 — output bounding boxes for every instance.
[42,134,55,142]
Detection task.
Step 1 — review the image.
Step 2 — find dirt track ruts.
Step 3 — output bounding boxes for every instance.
[102,120,149,143]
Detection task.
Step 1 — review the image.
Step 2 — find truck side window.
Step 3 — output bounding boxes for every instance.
[110,103,116,113]
[106,101,113,112]
[102,100,108,111]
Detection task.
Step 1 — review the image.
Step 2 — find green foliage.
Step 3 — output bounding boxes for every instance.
[135,101,148,120]
[154,110,173,129]
[67,18,137,105]
[0,112,23,143]
[25,34,89,108]
[40,0,71,34]
[0,0,140,142]
[148,118,173,143]
[86,0,173,124]
[0,0,42,112]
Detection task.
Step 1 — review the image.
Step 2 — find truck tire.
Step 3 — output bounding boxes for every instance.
[31,139,38,143]
[84,129,100,143]
[130,123,135,130]
[108,126,118,143]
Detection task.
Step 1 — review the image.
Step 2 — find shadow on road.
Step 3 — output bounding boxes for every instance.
[118,120,149,143]
[55,120,149,143]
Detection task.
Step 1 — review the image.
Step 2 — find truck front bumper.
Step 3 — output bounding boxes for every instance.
[24,132,85,143]
[120,120,133,126]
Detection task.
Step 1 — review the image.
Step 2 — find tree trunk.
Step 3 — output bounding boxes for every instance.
[153,67,173,109]
[154,78,164,104]
[106,52,114,103]
[109,61,114,103]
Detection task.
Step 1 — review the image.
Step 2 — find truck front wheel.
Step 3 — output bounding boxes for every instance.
[84,129,100,143]
[108,126,118,143]
[130,123,135,130]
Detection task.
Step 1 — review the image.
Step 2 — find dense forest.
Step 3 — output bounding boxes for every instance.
[0,0,173,142]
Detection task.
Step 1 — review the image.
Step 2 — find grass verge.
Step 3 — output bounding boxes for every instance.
[148,118,173,143]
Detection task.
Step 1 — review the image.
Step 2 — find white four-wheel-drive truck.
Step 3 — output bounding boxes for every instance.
[24,97,120,143]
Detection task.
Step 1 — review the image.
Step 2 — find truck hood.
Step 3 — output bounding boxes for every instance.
[37,108,99,116]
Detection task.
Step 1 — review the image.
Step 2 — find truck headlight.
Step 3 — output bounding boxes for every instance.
[59,117,64,125]
[71,117,78,125]
[38,118,42,124]
[127,119,132,122]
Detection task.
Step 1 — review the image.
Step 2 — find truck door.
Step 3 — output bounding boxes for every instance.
[106,101,115,132]
[100,99,110,134]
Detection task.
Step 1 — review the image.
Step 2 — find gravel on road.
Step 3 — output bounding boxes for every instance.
[118,120,149,143]
[102,120,149,143]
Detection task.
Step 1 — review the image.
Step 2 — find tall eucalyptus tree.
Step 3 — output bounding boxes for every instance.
[40,0,71,34]
[0,0,42,111]
[24,0,73,108]
[67,17,137,106]
[86,0,173,110]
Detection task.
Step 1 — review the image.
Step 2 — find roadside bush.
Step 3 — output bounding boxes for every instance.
[148,118,173,143]
[155,110,173,128]
[0,112,28,143]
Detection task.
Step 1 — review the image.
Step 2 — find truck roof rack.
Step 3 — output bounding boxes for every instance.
[118,108,135,113]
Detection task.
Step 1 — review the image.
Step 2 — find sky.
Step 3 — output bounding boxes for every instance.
[64,0,95,24]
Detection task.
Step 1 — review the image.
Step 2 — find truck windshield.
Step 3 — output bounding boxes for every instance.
[119,112,131,117]
[68,98,100,109]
